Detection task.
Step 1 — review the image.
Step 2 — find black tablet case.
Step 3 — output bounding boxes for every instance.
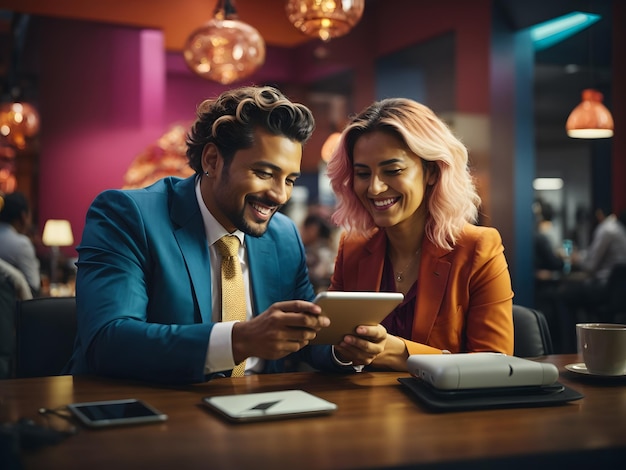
[398,377,584,412]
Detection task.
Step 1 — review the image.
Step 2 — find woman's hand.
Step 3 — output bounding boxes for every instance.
[334,324,388,366]
[337,329,411,371]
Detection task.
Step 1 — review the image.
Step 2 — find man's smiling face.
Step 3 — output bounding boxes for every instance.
[205,128,302,237]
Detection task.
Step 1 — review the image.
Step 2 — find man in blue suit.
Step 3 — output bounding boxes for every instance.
[66,86,386,383]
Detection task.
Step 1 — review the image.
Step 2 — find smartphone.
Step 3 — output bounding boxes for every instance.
[67,399,168,428]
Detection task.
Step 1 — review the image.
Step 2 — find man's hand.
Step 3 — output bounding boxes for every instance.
[231,300,330,363]
[333,324,387,366]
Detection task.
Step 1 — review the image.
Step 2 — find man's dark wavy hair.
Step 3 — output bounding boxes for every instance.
[186,86,315,173]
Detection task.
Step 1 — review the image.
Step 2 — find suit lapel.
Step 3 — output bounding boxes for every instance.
[245,235,280,315]
[413,241,451,343]
[170,177,213,323]
[356,231,387,291]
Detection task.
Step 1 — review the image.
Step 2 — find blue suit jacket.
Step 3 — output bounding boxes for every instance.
[66,176,339,383]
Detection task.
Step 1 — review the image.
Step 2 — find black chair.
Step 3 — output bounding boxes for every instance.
[0,276,18,379]
[1,260,33,379]
[14,296,77,378]
[512,304,554,357]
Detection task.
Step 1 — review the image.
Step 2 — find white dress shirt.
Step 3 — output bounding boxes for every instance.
[195,179,263,375]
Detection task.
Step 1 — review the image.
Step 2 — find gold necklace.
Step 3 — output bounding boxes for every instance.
[395,249,421,283]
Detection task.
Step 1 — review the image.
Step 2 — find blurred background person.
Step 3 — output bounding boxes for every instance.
[0,191,40,296]
[572,208,626,283]
[556,208,626,351]
[533,199,565,276]
[532,198,566,352]
[299,208,337,293]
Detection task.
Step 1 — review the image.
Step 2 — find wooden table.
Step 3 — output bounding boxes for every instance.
[1,354,625,469]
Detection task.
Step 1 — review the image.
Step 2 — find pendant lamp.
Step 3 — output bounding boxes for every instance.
[0,16,40,151]
[285,0,365,42]
[183,0,265,85]
[321,131,341,162]
[564,6,613,140]
[565,89,614,139]
[0,101,40,150]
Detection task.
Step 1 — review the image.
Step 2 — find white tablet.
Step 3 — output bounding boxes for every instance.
[310,291,404,345]
[67,399,168,428]
[406,353,559,390]
[202,390,337,423]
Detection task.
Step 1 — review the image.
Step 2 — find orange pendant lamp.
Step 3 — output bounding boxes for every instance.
[183,0,265,85]
[321,131,341,162]
[566,88,614,139]
[0,101,40,149]
[285,0,365,42]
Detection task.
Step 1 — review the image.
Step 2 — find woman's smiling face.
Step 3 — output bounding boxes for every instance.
[352,130,432,229]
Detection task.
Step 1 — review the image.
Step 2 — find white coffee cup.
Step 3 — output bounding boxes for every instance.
[576,323,626,376]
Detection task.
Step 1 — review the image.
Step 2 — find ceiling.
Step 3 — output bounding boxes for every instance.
[0,0,613,76]
[0,0,612,58]
[0,0,311,51]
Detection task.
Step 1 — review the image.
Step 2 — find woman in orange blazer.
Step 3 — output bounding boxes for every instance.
[326,98,514,371]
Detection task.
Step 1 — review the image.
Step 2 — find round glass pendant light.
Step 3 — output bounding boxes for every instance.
[285,0,365,42]
[565,89,614,139]
[183,0,265,85]
[321,131,341,162]
[0,101,40,150]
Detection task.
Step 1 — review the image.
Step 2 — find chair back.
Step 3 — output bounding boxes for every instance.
[0,275,17,379]
[1,260,33,379]
[15,296,77,378]
[512,304,553,357]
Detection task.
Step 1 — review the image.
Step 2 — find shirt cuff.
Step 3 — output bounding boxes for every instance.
[205,320,238,374]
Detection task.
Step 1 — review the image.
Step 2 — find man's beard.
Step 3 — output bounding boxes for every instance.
[216,165,282,237]
[231,195,282,238]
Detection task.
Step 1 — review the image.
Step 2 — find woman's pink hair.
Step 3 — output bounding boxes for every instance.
[326,98,480,251]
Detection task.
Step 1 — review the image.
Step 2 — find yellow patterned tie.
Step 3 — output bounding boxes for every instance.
[215,235,247,377]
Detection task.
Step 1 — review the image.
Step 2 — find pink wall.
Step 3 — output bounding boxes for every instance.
[37,18,166,257]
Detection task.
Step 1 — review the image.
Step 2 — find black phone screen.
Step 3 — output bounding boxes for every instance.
[75,401,157,420]
[68,399,167,427]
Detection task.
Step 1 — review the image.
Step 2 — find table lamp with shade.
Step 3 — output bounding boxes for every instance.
[42,219,74,285]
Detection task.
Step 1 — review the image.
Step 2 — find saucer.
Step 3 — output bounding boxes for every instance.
[564,362,626,377]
